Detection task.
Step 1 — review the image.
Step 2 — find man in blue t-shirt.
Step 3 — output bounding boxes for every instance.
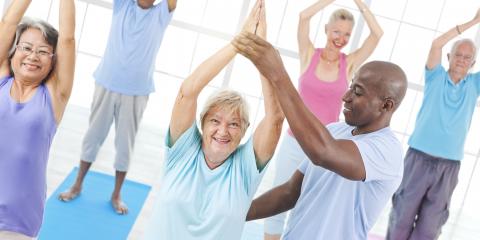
[387,10,480,240]
[58,0,176,214]
[233,33,408,239]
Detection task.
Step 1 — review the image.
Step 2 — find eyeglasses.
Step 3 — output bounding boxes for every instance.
[15,42,54,58]
[453,53,474,62]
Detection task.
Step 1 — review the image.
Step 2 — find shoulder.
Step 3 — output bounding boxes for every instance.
[356,128,402,159]
[425,64,445,76]
[0,75,11,87]
[326,122,353,136]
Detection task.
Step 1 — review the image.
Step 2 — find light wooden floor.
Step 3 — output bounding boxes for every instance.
[46,104,480,240]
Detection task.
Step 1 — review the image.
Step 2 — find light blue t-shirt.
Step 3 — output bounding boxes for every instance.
[143,124,266,240]
[283,122,403,240]
[408,64,480,160]
[94,0,173,96]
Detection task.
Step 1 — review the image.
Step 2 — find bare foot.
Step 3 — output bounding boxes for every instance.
[111,197,128,215]
[58,187,81,202]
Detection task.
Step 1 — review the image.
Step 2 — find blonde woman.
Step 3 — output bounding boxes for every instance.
[143,1,284,239]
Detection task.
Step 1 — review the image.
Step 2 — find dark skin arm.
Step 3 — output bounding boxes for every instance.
[233,32,365,181]
[246,170,304,221]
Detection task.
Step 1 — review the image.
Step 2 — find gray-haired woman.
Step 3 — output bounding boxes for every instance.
[143,0,285,239]
[0,0,76,239]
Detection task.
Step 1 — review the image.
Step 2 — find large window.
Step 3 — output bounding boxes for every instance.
[2,0,479,239]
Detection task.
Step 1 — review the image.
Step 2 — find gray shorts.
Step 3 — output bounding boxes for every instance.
[386,147,460,240]
[80,84,148,172]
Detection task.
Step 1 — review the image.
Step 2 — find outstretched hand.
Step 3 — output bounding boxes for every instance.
[241,0,266,39]
[232,32,288,83]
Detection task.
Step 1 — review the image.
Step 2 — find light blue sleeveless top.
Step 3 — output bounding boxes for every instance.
[0,76,57,237]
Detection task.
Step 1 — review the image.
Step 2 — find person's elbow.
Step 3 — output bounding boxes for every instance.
[430,39,444,51]
[370,28,383,42]
[375,28,384,39]
[299,11,312,23]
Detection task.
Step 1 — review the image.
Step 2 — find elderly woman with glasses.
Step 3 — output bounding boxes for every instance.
[0,0,75,239]
[143,1,284,239]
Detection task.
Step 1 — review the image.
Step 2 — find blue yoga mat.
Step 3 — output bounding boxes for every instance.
[38,167,151,240]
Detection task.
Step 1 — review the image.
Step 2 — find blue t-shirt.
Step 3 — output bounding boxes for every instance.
[94,0,173,96]
[143,124,267,240]
[283,122,403,240]
[408,64,480,160]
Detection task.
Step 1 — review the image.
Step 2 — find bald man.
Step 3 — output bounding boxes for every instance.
[232,32,407,240]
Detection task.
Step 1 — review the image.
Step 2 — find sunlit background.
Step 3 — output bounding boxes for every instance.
[2,0,480,239]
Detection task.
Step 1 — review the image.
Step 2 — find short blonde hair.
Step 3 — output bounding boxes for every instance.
[328,9,355,26]
[200,89,250,133]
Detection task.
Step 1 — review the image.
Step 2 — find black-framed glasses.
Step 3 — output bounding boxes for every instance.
[16,42,54,58]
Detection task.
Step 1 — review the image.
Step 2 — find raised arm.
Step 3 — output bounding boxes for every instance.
[247,0,285,169]
[47,0,76,124]
[169,45,236,145]
[252,74,284,168]
[346,0,383,75]
[0,0,31,75]
[298,0,335,72]
[426,8,480,70]
[247,170,303,221]
[234,33,365,181]
[169,0,264,145]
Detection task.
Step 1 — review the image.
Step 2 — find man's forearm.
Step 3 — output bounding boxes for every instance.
[246,180,300,221]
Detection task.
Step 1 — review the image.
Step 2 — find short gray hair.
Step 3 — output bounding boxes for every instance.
[8,17,58,81]
[199,89,250,134]
[328,9,355,26]
[450,38,477,60]
[9,17,58,57]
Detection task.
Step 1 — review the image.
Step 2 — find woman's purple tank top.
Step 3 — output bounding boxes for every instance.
[0,76,56,237]
[288,48,348,136]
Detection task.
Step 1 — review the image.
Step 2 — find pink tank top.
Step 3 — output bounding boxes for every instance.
[288,48,348,136]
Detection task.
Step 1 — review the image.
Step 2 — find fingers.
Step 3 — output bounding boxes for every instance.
[243,0,262,33]
[232,32,275,64]
[234,32,266,49]
[245,31,270,48]
[248,0,262,23]
[232,34,256,59]
[256,0,267,38]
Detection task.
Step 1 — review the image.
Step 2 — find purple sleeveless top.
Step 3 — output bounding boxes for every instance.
[0,76,57,237]
[288,48,348,136]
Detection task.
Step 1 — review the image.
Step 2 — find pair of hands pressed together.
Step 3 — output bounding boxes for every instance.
[231,0,289,86]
